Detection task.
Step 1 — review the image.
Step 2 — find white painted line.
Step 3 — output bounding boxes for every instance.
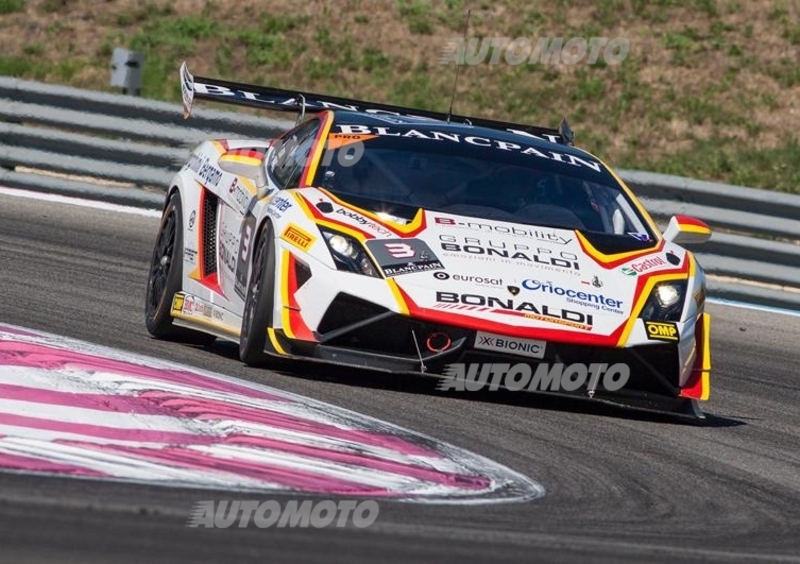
[708,298,800,318]
[0,186,162,218]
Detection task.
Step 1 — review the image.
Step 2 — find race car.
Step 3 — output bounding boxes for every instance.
[145,62,712,418]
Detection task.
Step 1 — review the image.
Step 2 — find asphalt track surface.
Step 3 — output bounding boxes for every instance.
[0,191,799,564]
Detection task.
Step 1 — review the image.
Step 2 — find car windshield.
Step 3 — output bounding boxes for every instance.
[314,129,654,241]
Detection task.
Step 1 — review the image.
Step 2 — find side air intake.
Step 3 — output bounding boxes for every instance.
[202,190,218,277]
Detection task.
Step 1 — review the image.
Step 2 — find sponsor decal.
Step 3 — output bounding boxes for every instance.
[334,207,392,237]
[234,213,257,300]
[182,295,196,314]
[591,275,602,288]
[219,221,240,274]
[171,294,185,315]
[316,201,335,214]
[187,152,223,188]
[334,125,602,173]
[281,224,316,251]
[188,210,196,230]
[184,248,198,265]
[365,238,444,277]
[267,195,293,220]
[438,239,579,274]
[521,279,624,314]
[434,217,572,245]
[438,362,630,395]
[474,330,546,359]
[436,291,593,330]
[432,271,503,286]
[644,320,679,342]
[228,178,253,214]
[666,251,681,265]
[620,256,666,276]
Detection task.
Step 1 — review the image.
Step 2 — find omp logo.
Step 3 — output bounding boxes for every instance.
[281,225,315,251]
[644,321,679,341]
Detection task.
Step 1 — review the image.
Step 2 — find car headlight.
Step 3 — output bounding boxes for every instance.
[639,281,687,322]
[320,228,380,277]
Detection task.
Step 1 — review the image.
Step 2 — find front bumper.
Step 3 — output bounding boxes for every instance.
[271,291,694,400]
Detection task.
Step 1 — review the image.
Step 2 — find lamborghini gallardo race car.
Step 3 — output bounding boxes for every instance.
[145,63,712,418]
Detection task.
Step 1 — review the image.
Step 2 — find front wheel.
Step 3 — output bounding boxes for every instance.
[239,221,278,366]
[145,190,215,346]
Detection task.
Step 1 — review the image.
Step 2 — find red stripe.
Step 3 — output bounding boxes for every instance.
[397,287,627,346]
[675,215,710,229]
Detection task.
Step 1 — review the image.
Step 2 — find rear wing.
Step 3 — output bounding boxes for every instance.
[180,62,574,146]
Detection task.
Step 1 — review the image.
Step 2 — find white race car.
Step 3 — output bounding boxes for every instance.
[145,64,712,418]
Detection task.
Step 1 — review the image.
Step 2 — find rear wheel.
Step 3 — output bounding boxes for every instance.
[239,221,278,366]
[145,190,215,346]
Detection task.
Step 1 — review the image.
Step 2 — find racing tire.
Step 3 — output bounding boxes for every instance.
[145,190,215,346]
[239,220,278,366]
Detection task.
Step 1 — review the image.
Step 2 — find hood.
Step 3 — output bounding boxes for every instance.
[296,190,690,339]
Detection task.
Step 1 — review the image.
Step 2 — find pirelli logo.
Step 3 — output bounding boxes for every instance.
[281,224,315,251]
[644,321,679,342]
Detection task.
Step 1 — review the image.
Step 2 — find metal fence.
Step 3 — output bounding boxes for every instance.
[1,77,798,311]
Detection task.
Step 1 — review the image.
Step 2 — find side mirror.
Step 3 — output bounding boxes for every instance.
[218,150,273,200]
[663,215,712,245]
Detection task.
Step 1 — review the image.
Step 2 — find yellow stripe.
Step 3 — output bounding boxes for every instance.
[615,272,689,346]
[319,189,426,234]
[238,176,257,194]
[267,328,288,355]
[679,224,712,235]
[279,249,295,339]
[303,112,335,185]
[576,231,660,263]
[700,312,711,400]
[386,279,409,315]
[171,312,240,337]
[291,192,370,242]
[219,154,263,167]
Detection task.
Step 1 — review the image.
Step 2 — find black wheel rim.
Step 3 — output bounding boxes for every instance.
[147,208,177,315]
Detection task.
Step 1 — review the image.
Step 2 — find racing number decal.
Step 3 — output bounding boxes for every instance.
[241,224,253,260]
[234,213,257,300]
[385,242,415,259]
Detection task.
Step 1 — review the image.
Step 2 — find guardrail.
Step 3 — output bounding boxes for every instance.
[2,77,798,311]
